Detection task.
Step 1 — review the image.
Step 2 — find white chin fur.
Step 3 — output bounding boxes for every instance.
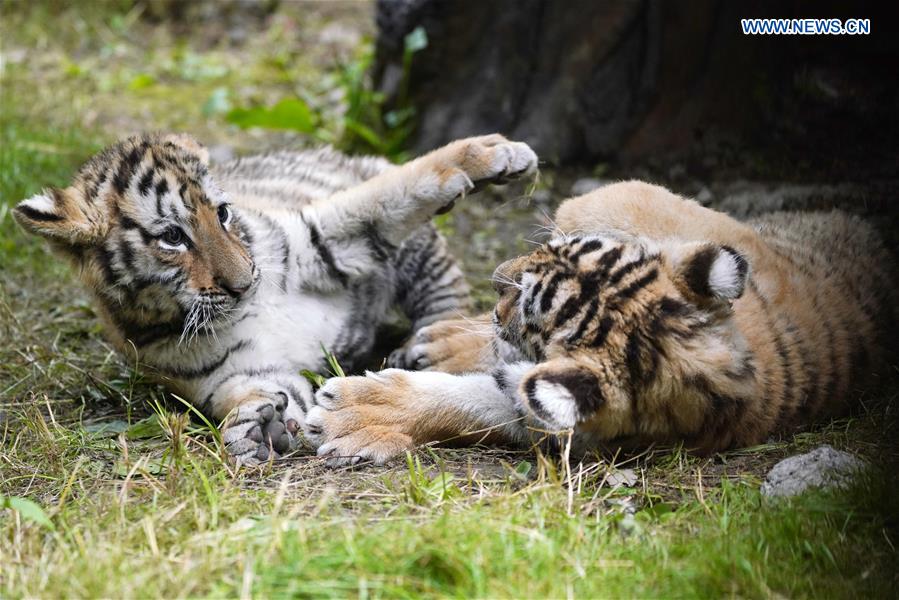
[708,251,744,299]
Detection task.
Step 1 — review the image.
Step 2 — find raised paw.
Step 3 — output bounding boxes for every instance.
[453,134,538,187]
[428,135,538,210]
[304,371,416,467]
[222,393,300,466]
[388,318,495,374]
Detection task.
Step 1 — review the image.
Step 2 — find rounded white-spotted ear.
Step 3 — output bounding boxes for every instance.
[13,187,106,246]
[674,243,749,301]
[521,361,603,430]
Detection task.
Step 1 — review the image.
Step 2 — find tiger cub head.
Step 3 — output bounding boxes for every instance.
[492,232,752,428]
[13,133,257,348]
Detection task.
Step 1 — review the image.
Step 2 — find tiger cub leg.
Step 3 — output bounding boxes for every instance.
[392,225,471,331]
[307,135,538,250]
[304,367,534,466]
[207,374,312,466]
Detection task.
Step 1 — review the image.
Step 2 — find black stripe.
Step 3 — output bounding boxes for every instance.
[569,238,604,261]
[15,204,63,223]
[156,339,253,380]
[609,268,659,307]
[94,245,119,283]
[682,247,719,298]
[491,367,509,394]
[539,272,566,313]
[589,316,614,347]
[155,179,169,217]
[113,143,146,194]
[137,168,154,196]
[118,238,136,272]
[624,329,646,386]
[522,279,544,317]
[607,258,645,287]
[88,169,109,200]
[302,215,348,287]
[363,222,397,262]
[591,246,623,279]
[119,215,156,245]
[524,377,556,425]
[566,297,598,343]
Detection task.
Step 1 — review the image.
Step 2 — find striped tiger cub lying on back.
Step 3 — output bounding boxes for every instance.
[306,181,898,465]
[14,132,538,465]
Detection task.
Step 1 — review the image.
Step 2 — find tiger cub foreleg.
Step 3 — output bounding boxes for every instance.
[304,366,535,466]
[302,135,537,270]
[387,313,499,374]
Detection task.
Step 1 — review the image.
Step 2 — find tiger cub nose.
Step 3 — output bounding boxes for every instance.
[492,260,522,294]
[216,277,251,298]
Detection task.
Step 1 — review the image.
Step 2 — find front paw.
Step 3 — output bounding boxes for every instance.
[304,373,415,467]
[432,136,538,209]
[454,134,538,187]
[222,393,300,466]
[388,319,494,374]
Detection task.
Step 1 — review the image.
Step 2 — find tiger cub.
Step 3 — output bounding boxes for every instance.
[14,132,538,464]
[305,181,898,465]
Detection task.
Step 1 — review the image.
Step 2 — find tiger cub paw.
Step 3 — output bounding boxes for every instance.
[433,135,538,211]
[303,372,415,467]
[387,318,495,374]
[222,393,301,466]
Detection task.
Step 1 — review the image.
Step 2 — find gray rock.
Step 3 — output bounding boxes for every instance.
[570,178,609,197]
[761,445,867,498]
[605,468,638,488]
[530,188,553,206]
[695,186,713,205]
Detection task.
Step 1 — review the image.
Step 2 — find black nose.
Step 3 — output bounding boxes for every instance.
[216,278,250,298]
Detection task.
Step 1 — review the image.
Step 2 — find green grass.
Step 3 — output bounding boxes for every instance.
[2,2,898,598]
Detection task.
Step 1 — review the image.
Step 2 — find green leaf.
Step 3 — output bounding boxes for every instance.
[343,118,384,151]
[125,414,165,440]
[300,369,326,389]
[513,460,533,480]
[638,502,676,521]
[128,73,156,91]
[404,26,428,54]
[226,98,316,133]
[113,457,168,478]
[3,496,55,530]
[84,419,129,437]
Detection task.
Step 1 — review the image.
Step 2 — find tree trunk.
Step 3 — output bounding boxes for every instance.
[374,0,895,165]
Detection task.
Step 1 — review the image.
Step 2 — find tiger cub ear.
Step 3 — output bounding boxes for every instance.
[163,133,209,165]
[671,242,749,301]
[520,359,604,430]
[13,187,107,246]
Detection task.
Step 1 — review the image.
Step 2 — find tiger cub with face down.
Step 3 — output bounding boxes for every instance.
[306,181,898,465]
[14,132,538,464]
